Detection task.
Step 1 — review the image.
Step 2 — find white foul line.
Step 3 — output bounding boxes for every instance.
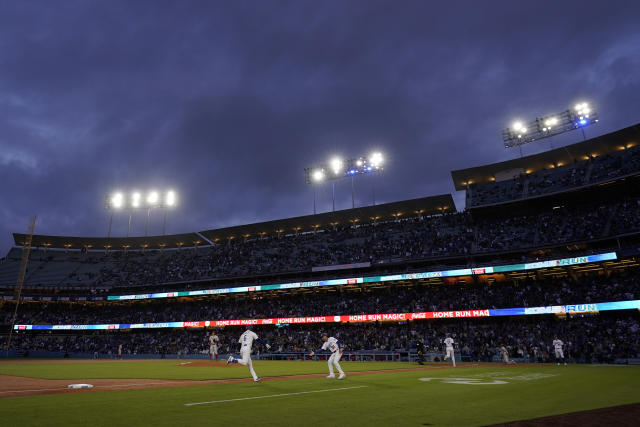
[185,385,368,406]
[0,381,194,395]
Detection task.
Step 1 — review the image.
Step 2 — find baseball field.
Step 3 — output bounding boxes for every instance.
[0,359,639,426]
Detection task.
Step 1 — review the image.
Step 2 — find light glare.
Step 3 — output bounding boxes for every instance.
[166,191,176,207]
[312,169,324,182]
[111,192,124,209]
[147,191,159,205]
[330,157,343,175]
[575,102,590,114]
[370,152,384,168]
[131,192,141,208]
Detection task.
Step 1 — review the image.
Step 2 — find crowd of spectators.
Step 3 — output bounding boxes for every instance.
[610,197,640,236]
[12,195,630,291]
[468,144,640,207]
[2,190,638,294]
[2,267,637,326]
[3,313,639,364]
[89,213,476,289]
[3,260,639,364]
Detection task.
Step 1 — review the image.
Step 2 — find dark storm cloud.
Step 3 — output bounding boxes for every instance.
[1,0,640,253]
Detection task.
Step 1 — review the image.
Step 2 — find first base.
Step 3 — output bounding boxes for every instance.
[68,384,94,389]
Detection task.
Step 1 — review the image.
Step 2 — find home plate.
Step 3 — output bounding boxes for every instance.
[68,384,94,389]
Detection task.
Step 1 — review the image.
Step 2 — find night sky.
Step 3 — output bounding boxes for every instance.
[1,0,640,255]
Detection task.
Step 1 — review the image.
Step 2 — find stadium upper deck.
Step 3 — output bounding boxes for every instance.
[13,193,455,251]
[452,123,640,208]
[2,192,639,299]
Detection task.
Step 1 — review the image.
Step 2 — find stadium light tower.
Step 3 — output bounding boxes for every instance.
[145,190,159,237]
[305,151,385,213]
[105,192,124,238]
[502,101,599,152]
[105,189,178,240]
[310,168,326,214]
[162,190,177,235]
[329,157,343,211]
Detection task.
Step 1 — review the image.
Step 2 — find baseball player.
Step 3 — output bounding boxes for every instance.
[443,335,456,367]
[310,333,346,379]
[226,325,270,382]
[552,336,566,365]
[416,338,425,365]
[499,345,516,364]
[208,331,220,360]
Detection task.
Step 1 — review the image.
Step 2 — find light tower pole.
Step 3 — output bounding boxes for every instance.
[105,192,124,239]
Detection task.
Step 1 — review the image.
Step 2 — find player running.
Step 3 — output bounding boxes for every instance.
[310,333,346,379]
[208,331,220,360]
[443,335,456,367]
[499,345,516,364]
[552,336,567,365]
[226,325,270,381]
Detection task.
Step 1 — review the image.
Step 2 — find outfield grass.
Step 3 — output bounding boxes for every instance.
[1,360,639,426]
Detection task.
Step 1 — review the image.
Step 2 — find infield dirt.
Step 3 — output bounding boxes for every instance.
[0,365,450,398]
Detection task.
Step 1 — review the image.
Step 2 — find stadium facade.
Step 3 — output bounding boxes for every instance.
[1,123,639,364]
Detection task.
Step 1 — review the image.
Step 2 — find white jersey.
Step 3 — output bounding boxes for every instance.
[209,334,219,346]
[500,346,508,355]
[553,339,563,350]
[444,337,454,349]
[239,330,259,351]
[321,337,341,353]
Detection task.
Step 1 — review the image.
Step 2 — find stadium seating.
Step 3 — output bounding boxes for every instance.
[1,265,638,328]
[2,132,640,365]
[3,312,638,364]
[1,195,638,295]
[467,144,640,208]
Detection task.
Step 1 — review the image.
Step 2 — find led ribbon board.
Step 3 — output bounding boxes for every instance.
[14,298,640,330]
[107,252,617,301]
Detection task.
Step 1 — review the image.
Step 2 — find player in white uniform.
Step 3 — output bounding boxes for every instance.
[443,336,456,367]
[208,331,220,360]
[310,334,346,379]
[226,325,270,381]
[500,345,516,364]
[552,336,566,365]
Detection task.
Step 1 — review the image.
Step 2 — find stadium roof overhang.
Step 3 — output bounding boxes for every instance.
[14,194,455,250]
[199,193,455,242]
[12,232,205,251]
[450,122,640,190]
